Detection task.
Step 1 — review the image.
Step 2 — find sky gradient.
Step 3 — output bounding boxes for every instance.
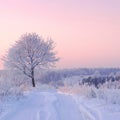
[0,0,120,69]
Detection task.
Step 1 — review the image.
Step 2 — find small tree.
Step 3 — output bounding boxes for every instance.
[4,33,59,87]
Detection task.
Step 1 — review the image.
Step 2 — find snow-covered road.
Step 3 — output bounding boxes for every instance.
[1,91,83,120]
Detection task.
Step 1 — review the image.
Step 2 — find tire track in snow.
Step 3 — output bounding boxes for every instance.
[72,96,102,120]
[36,92,58,120]
[1,91,84,120]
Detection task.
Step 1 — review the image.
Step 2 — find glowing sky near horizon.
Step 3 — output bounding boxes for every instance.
[0,0,120,68]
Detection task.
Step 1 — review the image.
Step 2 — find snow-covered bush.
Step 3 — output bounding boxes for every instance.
[73,86,120,105]
[0,70,28,100]
[95,89,120,104]
[72,85,97,98]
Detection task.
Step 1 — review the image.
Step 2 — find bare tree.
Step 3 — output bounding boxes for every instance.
[4,33,59,87]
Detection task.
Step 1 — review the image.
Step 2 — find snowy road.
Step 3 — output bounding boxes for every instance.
[1,91,83,120]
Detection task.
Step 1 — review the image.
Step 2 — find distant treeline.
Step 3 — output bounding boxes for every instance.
[82,75,120,88]
[39,68,120,85]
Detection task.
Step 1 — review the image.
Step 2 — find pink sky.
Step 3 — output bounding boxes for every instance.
[0,0,120,69]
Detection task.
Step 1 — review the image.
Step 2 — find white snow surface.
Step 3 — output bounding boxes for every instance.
[73,95,120,120]
[1,90,120,120]
[0,91,83,120]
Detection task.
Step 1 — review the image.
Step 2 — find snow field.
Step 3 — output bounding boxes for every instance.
[0,91,83,120]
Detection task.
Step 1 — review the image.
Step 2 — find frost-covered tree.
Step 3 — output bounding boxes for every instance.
[4,33,59,87]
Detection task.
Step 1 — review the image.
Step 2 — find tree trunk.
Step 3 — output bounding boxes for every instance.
[31,69,35,87]
[32,77,35,87]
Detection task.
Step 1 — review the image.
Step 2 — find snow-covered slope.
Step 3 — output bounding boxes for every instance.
[0,91,83,120]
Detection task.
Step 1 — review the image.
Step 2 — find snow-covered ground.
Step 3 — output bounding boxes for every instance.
[0,90,83,120]
[0,90,120,120]
[73,95,120,120]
